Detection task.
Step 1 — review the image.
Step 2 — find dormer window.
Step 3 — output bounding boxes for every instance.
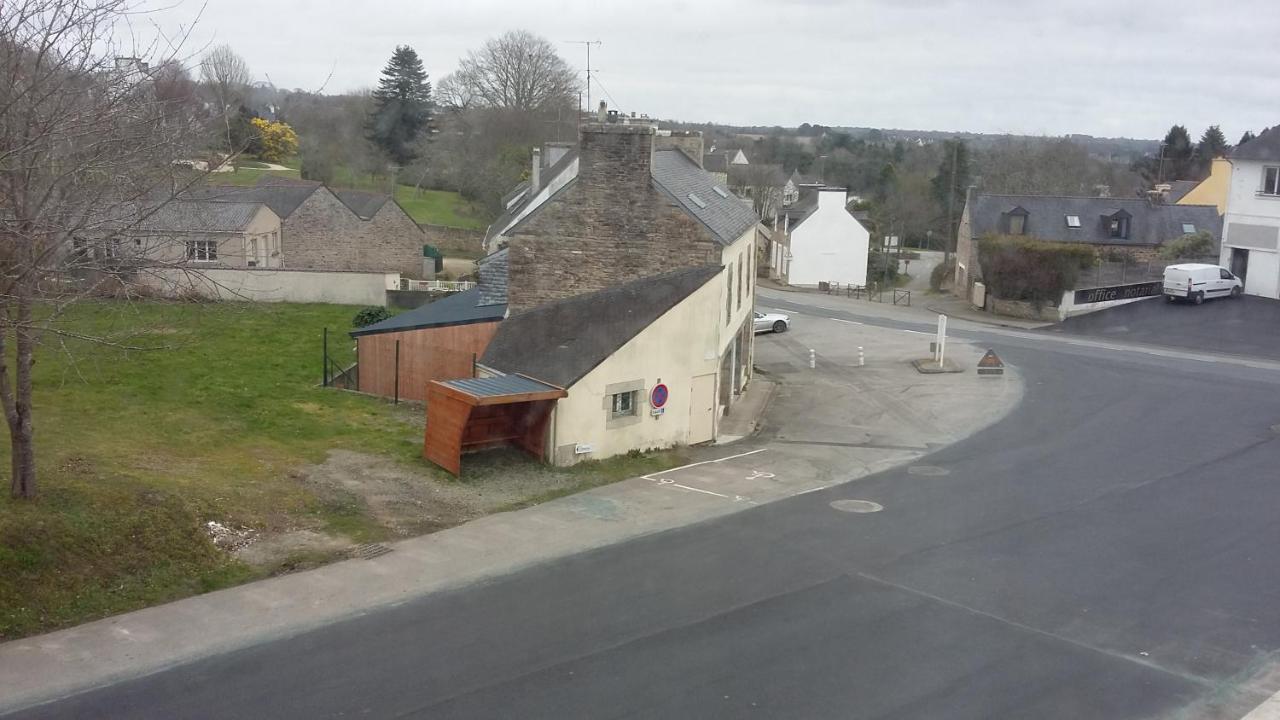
[1065,215,1081,228]
[1100,209,1131,240]
[1002,206,1029,235]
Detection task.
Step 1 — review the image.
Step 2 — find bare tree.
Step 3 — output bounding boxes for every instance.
[200,44,250,155]
[443,30,579,113]
[0,0,211,498]
[730,164,786,221]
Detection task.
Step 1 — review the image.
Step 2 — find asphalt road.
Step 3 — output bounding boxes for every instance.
[1047,294,1280,362]
[12,294,1280,719]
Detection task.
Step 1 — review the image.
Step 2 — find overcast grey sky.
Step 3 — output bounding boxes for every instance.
[141,0,1278,141]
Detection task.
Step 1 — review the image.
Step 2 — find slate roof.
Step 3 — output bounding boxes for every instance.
[480,265,722,388]
[703,152,730,174]
[349,288,505,337]
[440,375,564,398]
[967,194,1223,247]
[501,181,530,209]
[477,248,509,306]
[485,148,579,246]
[651,149,759,245]
[137,201,267,232]
[332,189,390,219]
[1164,180,1199,204]
[1231,126,1280,162]
[186,177,322,219]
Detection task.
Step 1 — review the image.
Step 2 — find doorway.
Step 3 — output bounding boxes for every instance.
[689,373,716,445]
[1231,247,1249,283]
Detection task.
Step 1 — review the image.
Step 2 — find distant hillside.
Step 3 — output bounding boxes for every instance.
[660,119,1159,163]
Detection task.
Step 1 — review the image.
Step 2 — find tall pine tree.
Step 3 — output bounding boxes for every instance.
[367,46,433,166]
[1195,125,1230,179]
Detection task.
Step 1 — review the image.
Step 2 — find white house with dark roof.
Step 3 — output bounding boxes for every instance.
[782,186,870,288]
[1220,127,1280,298]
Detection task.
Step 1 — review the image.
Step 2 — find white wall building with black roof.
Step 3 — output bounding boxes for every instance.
[1221,127,1280,298]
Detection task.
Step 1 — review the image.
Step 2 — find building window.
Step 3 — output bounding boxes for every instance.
[1263,166,1280,196]
[737,255,743,309]
[1107,217,1129,239]
[726,262,733,325]
[1182,223,1196,234]
[610,391,635,418]
[187,239,217,262]
[1008,214,1026,235]
[1065,215,1081,228]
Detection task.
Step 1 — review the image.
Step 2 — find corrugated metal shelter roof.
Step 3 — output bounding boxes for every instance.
[349,288,505,337]
[968,193,1222,247]
[439,375,563,398]
[481,265,722,388]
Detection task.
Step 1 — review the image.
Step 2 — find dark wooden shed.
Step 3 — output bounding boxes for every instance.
[424,375,567,476]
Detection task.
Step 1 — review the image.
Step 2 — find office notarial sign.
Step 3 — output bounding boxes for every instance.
[1072,281,1163,305]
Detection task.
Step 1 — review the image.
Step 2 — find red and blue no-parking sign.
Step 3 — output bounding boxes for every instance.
[650,383,669,409]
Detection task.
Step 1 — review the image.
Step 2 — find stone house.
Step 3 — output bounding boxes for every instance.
[189,177,426,277]
[415,118,761,472]
[108,200,282,268]
[953,192,1223,297]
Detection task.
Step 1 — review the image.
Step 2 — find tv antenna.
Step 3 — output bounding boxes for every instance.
[565,40,602,113]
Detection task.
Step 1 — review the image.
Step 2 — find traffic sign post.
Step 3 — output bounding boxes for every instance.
[977,349,1005,376]
[650,383,669,416]
[934,315,948,365]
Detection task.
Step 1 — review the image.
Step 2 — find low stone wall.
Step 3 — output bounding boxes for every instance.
[989,297,1060,322]
[419,224,485,255]
[142,267,398,306]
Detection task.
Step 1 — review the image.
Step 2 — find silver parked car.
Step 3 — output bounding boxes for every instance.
[754,311,790,334]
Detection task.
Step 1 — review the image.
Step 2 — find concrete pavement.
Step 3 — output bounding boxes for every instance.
[0,315,1021,716]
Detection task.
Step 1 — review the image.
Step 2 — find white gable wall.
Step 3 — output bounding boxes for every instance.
[548,273,724,465]
[1221,158,1280,299]
[787,189,870,287]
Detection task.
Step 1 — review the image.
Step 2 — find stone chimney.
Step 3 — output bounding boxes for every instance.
[654,130,705,168]
[530,147,542,195]
[578,121,656,196]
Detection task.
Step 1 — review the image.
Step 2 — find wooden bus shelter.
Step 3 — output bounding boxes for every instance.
[423,375,567,476]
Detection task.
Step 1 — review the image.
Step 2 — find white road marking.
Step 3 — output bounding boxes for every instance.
[831,318,863,326]
[640,448,767,480]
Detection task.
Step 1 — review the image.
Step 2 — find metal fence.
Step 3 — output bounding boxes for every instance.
[1076,255,1218,289]
[399,279,475,293]
[322,327,358,389]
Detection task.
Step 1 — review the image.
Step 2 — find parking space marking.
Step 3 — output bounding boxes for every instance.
[640,448,767,481]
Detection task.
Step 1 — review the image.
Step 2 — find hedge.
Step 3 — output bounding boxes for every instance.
[977,235,1095,308]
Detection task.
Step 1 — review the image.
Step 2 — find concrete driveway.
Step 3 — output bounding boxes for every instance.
[1046,295,1280,361]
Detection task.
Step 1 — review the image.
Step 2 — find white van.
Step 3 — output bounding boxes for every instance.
[1163,263,1243,304]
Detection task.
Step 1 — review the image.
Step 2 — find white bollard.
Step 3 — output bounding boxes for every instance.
[809,348,816,369]
[858,346,865,367]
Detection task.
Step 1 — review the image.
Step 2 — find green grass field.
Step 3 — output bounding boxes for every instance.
[209,165,490,231]
[0,302,419,639]
[0,301,679,639]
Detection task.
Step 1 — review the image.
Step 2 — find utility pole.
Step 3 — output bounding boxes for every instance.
[943,140,958,269]
[566,40,601,114]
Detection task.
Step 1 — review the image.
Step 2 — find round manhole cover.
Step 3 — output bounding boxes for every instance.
[908,465,950,476]
[830,499,884,513]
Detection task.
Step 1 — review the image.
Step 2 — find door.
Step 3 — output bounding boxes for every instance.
[689,373,716,445]
[1231,248,1249,284]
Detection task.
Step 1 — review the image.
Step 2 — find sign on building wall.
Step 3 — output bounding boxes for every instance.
[1072,281,1162,305]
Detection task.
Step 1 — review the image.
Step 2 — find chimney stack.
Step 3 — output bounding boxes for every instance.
[530,147,542,195]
